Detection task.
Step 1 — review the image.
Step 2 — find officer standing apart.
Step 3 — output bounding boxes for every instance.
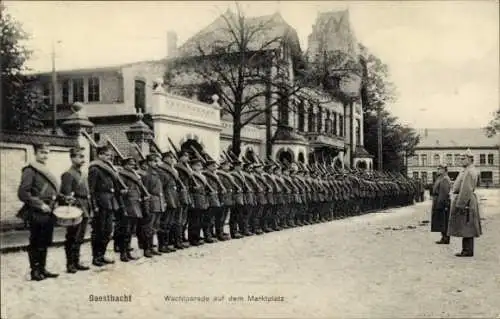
[447,149,482,257]
[60,147,91,273]
[17,142,60,281]
[430,163,452,245]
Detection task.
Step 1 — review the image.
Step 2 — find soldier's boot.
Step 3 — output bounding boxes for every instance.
[100,242,115,264]
[73,246,90,270]
[158,232,171,253]
[65,244,77,274]
[91,242,105,267]
[39,248,59,278]
[435,232,450,245]
[151,236,162,255]
[177,225,190,248]
[456,238,474,257]
[113,233,120,252]
[28,247,45,281]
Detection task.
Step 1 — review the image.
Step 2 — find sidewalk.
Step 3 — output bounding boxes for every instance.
[0,227,91,254]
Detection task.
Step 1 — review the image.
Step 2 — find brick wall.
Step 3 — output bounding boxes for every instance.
[93,122,134,158]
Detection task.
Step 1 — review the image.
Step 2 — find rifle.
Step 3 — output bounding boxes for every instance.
[189,146,217,193]
[101,135,129,190]
[168,137,181,158]
[129,143,152,198]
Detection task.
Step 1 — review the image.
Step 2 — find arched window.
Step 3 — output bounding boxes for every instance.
[298,101,305,132]
[308,107,315,132]
[244,147,255,162]
[134,80,146,113]
[332,112,337,135]
[355,119,361,145]
[298,152,305,163]
[316,106,323,132]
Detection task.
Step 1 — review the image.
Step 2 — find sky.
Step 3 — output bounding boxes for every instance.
[4,0,499,129]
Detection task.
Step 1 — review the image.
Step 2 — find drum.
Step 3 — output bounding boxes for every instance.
[53,205,83,227]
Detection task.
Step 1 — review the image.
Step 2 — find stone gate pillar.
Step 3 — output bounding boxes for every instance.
[125,113,154,160]
[61,102,95,162]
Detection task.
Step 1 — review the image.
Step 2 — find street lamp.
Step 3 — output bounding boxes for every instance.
[401,141,409,177]
[51,40,62,135]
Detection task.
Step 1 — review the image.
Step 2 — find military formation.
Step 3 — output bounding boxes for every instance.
[17,142,425,281]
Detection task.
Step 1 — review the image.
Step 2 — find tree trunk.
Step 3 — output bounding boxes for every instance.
[265,80,272,157]
[232,113,243,158]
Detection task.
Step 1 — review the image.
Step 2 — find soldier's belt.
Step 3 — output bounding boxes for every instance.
[74,195,91,199]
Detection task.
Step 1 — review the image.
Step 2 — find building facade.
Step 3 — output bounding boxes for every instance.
[33,10,372,168]
[408,128,500,187]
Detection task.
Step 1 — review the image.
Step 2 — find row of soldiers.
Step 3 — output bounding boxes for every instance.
[17,142,423,281]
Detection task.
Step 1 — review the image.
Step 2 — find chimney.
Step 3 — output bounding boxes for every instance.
[167,31,178,58]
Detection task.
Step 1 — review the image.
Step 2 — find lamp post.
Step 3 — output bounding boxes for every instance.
[51,40,62,135]
[401,141,409,177]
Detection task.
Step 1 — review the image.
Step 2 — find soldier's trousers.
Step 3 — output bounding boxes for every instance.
[27,212,55,271]
[158,209,175,248]
[115,214,137,253]
[202,207,217,240]
[65,217,89,266]
[229,205,244,237]
[171,207,188,246]
[139,211,161,250]
[250,205,264,233]
[214,207,228,238]
[261,204,273,231]
[91,209,114,259]
[243,205,255,234]
[187,208,203,243]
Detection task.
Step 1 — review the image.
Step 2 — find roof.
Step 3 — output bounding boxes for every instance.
[177,11,302,58]
[416,128,500,148]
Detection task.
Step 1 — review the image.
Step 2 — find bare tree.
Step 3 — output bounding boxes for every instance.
[165,4,355,157]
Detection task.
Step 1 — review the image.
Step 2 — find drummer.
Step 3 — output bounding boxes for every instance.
[60,147,91,273]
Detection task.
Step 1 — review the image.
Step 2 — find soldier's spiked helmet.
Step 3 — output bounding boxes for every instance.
[146,152,160,161]
[162,150,175,159]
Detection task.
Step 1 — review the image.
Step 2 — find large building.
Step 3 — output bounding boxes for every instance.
[32,10,373,168]
[407,128,500,186]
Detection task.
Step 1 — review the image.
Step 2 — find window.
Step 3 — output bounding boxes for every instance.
[479,154,486,165]
[332,112,337,135]
[88,77,100,102]
[446,154,452,165]
[421,154,427,166]
[412,155,418,166]
[72,78,84,102]
[433,154,440,166]
[487,154,494,165]
[62,79,70,104]
[432,171,438,183]
[421,171,428,183]
[339,114,344,137]
[412,172,419,179]
[42,83,51,105]
[308,108,315,132]
[355,119,361,145]
[279,89,289,126]
[134,80,146,113]
[454,154,461,166]
[297,101,305,132]
[316,107,323,132]
[480,171,493,185]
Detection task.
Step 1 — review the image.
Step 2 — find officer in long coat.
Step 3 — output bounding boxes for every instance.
[430,163,452,244]
[17,142,60,281]
[447,149,482,257]
[60,147,91,273]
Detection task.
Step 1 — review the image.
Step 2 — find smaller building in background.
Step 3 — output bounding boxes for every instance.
[408,128,500,187]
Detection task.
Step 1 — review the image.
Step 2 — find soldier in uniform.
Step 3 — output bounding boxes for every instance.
[202,156,225,243]
[229,158,250,238]
[175,150,194,244]
[117,157,148,261]
[135,158,148,250]
[216,158,240,240]
[17,142,60,281]
[156,152,179,253]
[187,157,209,245]
[141,153,165,257]
[162,151,190,250]
[447,149,482,257]
[88,145,127,266]
[250,162,271,235]
[60,147,91,273]
[430,163,452,244]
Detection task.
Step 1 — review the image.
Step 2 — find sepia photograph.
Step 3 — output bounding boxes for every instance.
[1,1,499,318]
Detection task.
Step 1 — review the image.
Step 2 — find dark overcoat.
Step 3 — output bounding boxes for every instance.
[447,165,482,238]
[141,167,166,213]
[60,167,92,218]
[119,168,146,218]
[430,173,451,232]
